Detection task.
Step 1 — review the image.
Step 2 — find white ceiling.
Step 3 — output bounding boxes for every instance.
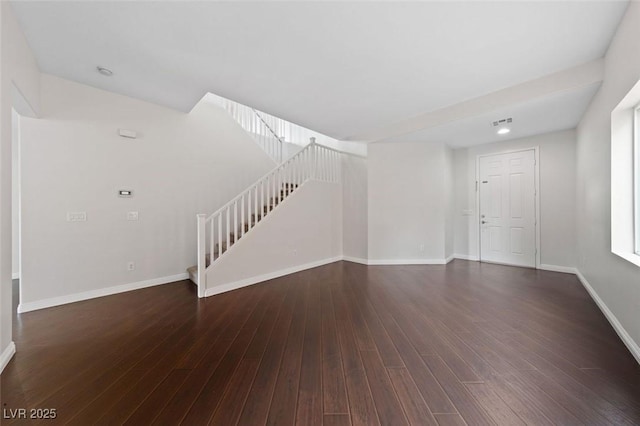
[11,1,628,142]
[379,82,601,147]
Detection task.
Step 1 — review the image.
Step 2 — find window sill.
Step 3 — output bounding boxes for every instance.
[612,249,640,268]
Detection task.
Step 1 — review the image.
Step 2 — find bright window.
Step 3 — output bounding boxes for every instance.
[611,79,640,268]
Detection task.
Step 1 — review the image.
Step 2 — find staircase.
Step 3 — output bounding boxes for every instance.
[186,182,299,282]
[189,140,343,297]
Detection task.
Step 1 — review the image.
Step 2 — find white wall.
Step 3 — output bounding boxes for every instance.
[368,141,448,262]
[11,109,19,279]
[453,129,577,269]
[576,1,640,357]
[205,180,342,292]
[452,148,471,259]
[444,145,454,259]
[1,2,41,366]
[18,74,275,310]
[342,156,368,262]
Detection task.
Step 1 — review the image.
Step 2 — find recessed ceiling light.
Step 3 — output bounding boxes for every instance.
[497,128,510,135]
[97,66,113,77]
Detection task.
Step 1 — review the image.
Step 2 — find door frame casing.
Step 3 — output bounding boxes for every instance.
[475,146,540,269]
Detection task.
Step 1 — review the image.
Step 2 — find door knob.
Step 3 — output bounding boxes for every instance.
[481,220,488,224]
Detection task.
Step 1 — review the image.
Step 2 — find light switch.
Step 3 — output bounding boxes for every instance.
[127,211,139,221]
[462,209,474,216]
[67,212,87,222]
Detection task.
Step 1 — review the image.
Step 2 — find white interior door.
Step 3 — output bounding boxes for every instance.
[479,149,536,267]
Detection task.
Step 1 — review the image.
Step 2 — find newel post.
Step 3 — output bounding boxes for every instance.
[196,214,207,298]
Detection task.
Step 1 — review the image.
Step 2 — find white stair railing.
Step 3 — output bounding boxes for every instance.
[217,96,284,163]
[205,92,347,163]
[195,139,345,297]
[252,109,284,163]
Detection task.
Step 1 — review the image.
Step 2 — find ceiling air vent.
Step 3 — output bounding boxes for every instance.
[491,117,512,127]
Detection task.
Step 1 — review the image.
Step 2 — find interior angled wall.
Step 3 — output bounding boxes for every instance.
[11,110,20,279]
[342,155,368,262]
[444,145,454,260]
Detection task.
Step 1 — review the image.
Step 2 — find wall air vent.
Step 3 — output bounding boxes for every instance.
[491,117,512,127]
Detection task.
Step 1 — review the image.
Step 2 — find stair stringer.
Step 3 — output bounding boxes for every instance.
[203,180,343,297]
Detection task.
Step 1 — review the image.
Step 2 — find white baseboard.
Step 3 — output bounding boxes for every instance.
[12,272,19,280]
[450,256,577,274]
[576,269,640,365]
[453,254,480,261]
[367,258,448,265]
[205,256,343,297]
[343,257,450,266]
[342,256,369,265]
[0,342,16,374]
[18,272,189,313]
[538,264,577,274]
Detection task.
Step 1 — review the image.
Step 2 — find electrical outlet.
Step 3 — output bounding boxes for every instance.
[419,244,425,252]
[292,249,298,256]
[127,262,135,271]
[127,211,139,221]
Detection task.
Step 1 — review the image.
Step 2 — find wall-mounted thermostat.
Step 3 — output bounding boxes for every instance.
[118,190,133,198]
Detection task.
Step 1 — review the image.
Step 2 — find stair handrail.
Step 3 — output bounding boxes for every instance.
[204,139,314,223]
[310,141,367,159]
[202,139,360,223]
[213,95,284,163]
[252,109,284,163]
[253,109,286,145]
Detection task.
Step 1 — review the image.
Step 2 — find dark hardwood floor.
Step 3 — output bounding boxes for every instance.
[2,260,640,425]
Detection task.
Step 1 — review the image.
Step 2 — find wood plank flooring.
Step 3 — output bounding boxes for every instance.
[2,260,640,425]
